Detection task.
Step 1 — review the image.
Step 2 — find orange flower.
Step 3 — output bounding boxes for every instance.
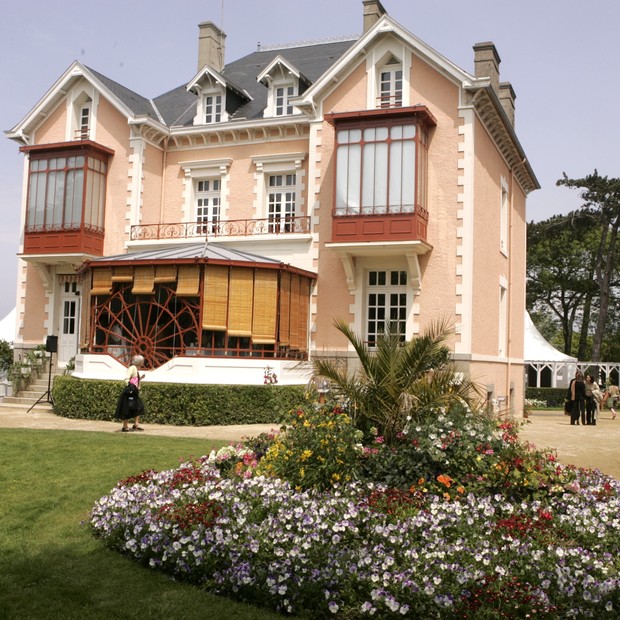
[436,474,453,488]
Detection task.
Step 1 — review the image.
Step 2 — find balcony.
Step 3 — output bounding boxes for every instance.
[130,216,311,242]
[24,224,104,256]
[331,205,428,243]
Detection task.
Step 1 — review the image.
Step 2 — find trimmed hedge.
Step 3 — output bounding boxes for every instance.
[51,375,305,426]
[525,387,568,408]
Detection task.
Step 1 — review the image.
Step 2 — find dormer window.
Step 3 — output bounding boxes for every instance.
[257,55,308,119]
[275,84,296,116]
[378,56,402,108]
[205,93,223,123]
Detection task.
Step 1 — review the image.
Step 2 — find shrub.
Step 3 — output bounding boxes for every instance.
[0,339,13,373]
[525,387,567,407]
[359,405,573,501]
[51,375,304,425]
[258,402,363,490]
[312,319,482,442]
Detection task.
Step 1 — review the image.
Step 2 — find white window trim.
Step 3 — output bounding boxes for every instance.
[498,277,508,358]
[181,159,232,223]
[66,86,98,141]
[500,175,509,256]
[366,42,411,109]
[251,153,306,220]
[264,78,299,117]
[193,86,228,125]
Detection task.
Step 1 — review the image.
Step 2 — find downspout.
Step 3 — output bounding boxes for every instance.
[506,170,514,412]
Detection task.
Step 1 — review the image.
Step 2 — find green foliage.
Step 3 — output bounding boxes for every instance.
[312,318,482,442]
[525,387,567,407]
[555,170,620,360]
[0,339,12,373]
[52,375,304,425]
[258,402,364,490]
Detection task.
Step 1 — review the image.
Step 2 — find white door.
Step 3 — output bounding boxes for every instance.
[58,282,79,364]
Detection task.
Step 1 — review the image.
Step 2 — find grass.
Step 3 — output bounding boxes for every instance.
[0,429,283,620]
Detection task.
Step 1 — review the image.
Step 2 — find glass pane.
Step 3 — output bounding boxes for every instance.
[388,141,402,211]
[403,125,416,139]
[402,140,416,212]
[346,144,361,212]
[362,143,375,211]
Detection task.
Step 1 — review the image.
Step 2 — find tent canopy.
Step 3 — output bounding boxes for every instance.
[524,311,576,362]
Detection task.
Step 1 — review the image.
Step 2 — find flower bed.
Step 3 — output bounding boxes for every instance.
[91,410,620,618]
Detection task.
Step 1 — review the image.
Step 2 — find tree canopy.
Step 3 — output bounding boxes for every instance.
[527,170,620,361]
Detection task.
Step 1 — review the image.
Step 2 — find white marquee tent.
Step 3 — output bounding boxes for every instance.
[0,308,16,343]
[524,312,577,388]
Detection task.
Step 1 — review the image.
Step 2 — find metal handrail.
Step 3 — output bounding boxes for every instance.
[130,216,311,241]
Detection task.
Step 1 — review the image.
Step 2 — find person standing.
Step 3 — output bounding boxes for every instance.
[602,382,619,419]
[584,373,601,425]
[569,370,586,426]
[114,354,146,432]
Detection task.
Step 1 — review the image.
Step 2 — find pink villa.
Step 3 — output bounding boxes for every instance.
[6,1,537,410]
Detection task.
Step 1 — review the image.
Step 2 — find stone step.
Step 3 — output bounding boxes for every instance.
[0,401,54,414]
[3,393,53,406]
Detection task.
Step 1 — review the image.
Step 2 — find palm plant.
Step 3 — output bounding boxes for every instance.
[312,318,483,442]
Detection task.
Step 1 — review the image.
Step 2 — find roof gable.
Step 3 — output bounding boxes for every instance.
[6,61,163,140]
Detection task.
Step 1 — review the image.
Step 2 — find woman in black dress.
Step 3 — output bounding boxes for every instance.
[569,370,586,426]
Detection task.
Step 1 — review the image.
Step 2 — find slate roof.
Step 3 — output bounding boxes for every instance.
[86,66,159,119]
[89,242,283,265]
[93,38,357,128]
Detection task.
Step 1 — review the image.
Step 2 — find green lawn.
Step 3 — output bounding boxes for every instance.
[0,429,282,620]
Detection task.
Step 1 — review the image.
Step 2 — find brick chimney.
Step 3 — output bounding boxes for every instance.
[363,0,387,32]
[498,82,516,126]
[473,42,500,94]
[197,21,226,73]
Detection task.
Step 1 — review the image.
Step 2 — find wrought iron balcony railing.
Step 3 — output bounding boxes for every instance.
[130,216,311,241]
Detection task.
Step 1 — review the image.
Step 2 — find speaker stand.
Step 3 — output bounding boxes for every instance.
[27,353,55,412]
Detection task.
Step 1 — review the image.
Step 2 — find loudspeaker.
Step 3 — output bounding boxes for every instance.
[45,335,58,353]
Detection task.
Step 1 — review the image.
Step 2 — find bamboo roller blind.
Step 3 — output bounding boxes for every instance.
[131,266,155,295]
[278,271,291,346]
[202,265,229,331]
[90,268,113,295]
[252,270,278,344]
[228,267,254,337]
[176,265,200,296]
[111,266,133,282]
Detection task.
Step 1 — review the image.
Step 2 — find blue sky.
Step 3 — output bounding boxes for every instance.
[1,0,617,320]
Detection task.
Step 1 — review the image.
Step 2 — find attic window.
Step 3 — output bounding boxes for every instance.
[378,56,402,108]
[275,84,296,116]
[205,93,223,123]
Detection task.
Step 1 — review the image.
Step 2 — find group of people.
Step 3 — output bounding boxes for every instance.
[568,371,618,426]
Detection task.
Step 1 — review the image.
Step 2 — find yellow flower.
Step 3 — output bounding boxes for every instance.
[332,473,340,482]
[300,449,313,461]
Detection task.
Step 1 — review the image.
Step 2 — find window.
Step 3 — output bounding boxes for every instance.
[267,174,296,232]
[498,283,507,357]
[196,179,221,233]
[500,177,509,254]
[79,105,91,139]
[26,152,107,232]
[335,123,419,215]
[378,63,402,108]
[275,85,295,116]
[366,270,407,345]
[204,94,222,124]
